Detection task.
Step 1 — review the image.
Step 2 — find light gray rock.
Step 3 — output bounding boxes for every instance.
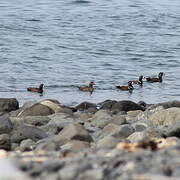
[0,115,13,134]
[53,124,93,145]
[20,139,35,151]
[91,110,113,128]
[127,132,144,142]
[0,134,11,150]
[133,123,148,132]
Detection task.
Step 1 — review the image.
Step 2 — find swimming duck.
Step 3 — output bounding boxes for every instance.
[146,72,164,83]
[116,81,134,91]
[27,84,44,93]
[131,75,144,86]
[79,81,95,92]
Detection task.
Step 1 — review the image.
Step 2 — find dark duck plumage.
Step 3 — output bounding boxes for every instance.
[131,75,144,86]
[79,81,95,92]
[116,81,134,91]
[146,72,164,83]
[27,84,44,93]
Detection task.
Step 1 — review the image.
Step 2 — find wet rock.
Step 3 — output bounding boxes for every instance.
[149,107,180,127]
[61,140,90,151]
[99,100,117,110]
[91,110,113,128]
[11,125,48,143]
[17,103,54,117]
[0,115,13,134]
[53,124,93,145]
[75,101,97,111]
[96,135,118,149]
[111,100,145,112]
[0,98,19,113]
[20,139,36,151]
[0,134,11,150]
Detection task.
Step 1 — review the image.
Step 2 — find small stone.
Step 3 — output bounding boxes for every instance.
[0,134,11,150]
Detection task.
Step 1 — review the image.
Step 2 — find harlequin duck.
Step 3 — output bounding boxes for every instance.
[146,72,164,83]
[131,75,144,86]
[79,81,95,92]
[116,81,134,91]
[27,84,44,93]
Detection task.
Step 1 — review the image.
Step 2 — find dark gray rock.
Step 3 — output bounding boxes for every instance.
[99,100,117,110]
[0,115,13,134]
[166,122,180,138]
[75,101,97,111]
[11,125,48,143]
[0,98,19,112]
[0,134,11,150]
[17,103,54,117]
[158,100,180,109]
[53,124,93,145]
[111,100,145,112]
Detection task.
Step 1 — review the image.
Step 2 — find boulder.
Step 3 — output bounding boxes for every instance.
[133,123,148,132]
[11,125,48,143]
[149,107,180,127]
[158,100,180,109]
[111,100,145,112]
[99,100,117,110]
[91,110,113,128]
[127,132,145,142]
[166,122,180,138]
[0,134,11,150]
[53,124,93,145]
[0,98,19,112]
[21,116,50,126]
[20,139,36,151]
[17,103,54,117]
[75,101,97,111]
[0,115,13,134]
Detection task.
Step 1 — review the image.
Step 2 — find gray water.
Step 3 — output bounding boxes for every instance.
[0,0,180,106]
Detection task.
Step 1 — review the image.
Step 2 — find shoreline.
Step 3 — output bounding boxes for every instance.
[0,98,180,179]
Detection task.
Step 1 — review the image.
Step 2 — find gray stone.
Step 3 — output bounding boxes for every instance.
[113,124,135,138]
[17,103,54,117]
[0,98,19,113]
[133,123,148,132]
[22,116,50,126]
[96,135,118,149]
[0,115,13,134]
[91,110,113,128]
[99,100,117,110]
[0,134,11,150]
[11,125,48,143]
[53,124,93,145]
[127,132,145,142]
[61,140,90,151]
[20,139,35,151]
[75,101,97,111]
[166,122,180,138]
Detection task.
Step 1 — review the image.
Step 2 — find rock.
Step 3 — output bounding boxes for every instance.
[53,124,93,145]
[99,100,117,110]
[0,98,19,113]
[78,168,104,180]
[35,140,60,152]
[166,122,180,138]
[111,114,126,125]
[61,140,90,151]
[11,125,48,143]
[91,110,113,128]
[75,101,97,111]
[0,115,13,134]
[96,135,118,149]
[133,123,148,132]
[126,110,142,124]
[74,111,94,121]
[111,100,145,112]
[113,124,135,138]
[17,103,54,117]
[127,110,142,117]
[22,116,50,126]
[133,174,179,180]
[20,139,36,151]
[41,113,76,135]
[149,107,180,126]
[0,134,11,150]
[127,132,144,142]
[158,100,180,109]
[100,123,120,138]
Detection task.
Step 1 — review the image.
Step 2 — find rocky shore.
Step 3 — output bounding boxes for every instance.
[0,98,180,180]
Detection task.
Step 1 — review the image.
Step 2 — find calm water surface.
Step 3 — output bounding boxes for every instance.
[0,0,180,106]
